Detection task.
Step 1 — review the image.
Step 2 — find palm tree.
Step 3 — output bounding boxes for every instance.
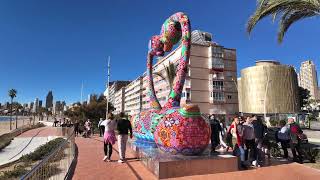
[153,61,177,91]
[8,89,17,130]
[247,0,320,43]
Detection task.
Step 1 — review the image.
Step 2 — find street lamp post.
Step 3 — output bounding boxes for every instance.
[264,79,272,121]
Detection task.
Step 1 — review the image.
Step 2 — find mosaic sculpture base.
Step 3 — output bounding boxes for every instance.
[129,140,238,179]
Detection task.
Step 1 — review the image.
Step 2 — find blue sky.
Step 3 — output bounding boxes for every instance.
[1,0,320,104]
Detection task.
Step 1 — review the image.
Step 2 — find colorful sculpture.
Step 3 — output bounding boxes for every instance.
[131,12,210,155]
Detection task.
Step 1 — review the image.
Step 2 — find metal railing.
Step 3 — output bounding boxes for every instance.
[20,127,76,180]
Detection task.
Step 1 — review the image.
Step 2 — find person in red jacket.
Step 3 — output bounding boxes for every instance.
[288,118,303,163]
[229,117,245,168]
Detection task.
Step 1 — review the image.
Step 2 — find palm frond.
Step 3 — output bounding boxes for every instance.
[278,9,317,42]
[247,0,320,43]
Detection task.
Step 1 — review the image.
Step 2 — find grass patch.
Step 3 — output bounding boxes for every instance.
[0,123,45,151]
[0,137,66,179]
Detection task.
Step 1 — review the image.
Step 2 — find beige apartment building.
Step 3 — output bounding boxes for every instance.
[111,30,238,120]
[298,60,319,100]
[123,77,143,115]
[107,81,131,105]
[113,87,125,115]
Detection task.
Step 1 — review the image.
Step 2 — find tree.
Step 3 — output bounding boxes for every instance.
[64,94,115,126]
[247,0,320,43]
[8,89,17,130]
[298,87,310,109]
[153,61,177,91]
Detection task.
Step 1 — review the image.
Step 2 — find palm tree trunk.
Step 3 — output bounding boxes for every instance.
[10,98,12,130]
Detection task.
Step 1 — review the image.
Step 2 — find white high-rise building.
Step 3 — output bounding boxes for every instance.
[298,60,319,100]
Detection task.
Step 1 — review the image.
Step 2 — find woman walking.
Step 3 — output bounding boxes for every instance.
[103,113,117,162]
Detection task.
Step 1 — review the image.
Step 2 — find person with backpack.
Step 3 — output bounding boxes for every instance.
[210,114,222,153]
[277,120,290,159]
[116,112,133,163]
[288,118,303,163]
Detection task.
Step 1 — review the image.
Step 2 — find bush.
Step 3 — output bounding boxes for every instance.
[0,165,28,180]
[21,138,65,162]
[269,119,278,127]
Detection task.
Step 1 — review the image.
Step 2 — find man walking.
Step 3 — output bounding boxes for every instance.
[116,112,133,163]
[210,115,222,153]
[252,115,266,167]
[243,117,256,163]
[288,118,303,163]
[98,118,105,137]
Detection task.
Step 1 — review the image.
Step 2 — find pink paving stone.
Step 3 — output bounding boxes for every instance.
[72,135,320,180]
[72,135,156,180]
[170,163,320,180]
[17,127,60,137]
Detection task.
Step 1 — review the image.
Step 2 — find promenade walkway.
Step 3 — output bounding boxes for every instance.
[0,127,60,166]
[73,135,320,180]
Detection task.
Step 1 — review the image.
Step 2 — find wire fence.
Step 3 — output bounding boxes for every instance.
[20,127,76,180]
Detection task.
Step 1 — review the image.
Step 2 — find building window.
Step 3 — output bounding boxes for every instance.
[211,57,224,69]
[212,81,224,90]
[227,95,232,99]
[212,92,224,101]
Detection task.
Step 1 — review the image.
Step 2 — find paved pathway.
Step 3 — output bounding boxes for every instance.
[171,163,320,180]
[72,135,156,180]
[73,135,320,180]
[0,127,60,166]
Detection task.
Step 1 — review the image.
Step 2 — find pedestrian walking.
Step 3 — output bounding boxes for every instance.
[230,117,245,168]
[243,117,256,163]
[277,120,290,159]
[74,120,79,137]
[210,115,222,153]
[116,112,133,163]
[84,119,92,138]
[252,115,267,167]
[103,113,117,162]
[98,118,105,137]
[288,118,303,163]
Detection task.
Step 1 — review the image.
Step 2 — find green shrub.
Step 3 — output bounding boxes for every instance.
[0,165,28,180]
[21,138,65,162]
[269,119,278,127]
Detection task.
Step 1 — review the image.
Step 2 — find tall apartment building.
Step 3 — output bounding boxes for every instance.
[298,60,319,100]
[107,81,131,105]
[114,87,126,114]
[124,77,143,115]
[111,30,238,119]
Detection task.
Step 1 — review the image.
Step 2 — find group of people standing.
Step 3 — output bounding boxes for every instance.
[209,115,304,168]
[98,112,133,163]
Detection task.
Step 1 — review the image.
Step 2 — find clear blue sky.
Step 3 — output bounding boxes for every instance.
[1,0,320,104]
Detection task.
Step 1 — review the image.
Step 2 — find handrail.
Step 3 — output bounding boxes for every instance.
[20,127,75,180]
